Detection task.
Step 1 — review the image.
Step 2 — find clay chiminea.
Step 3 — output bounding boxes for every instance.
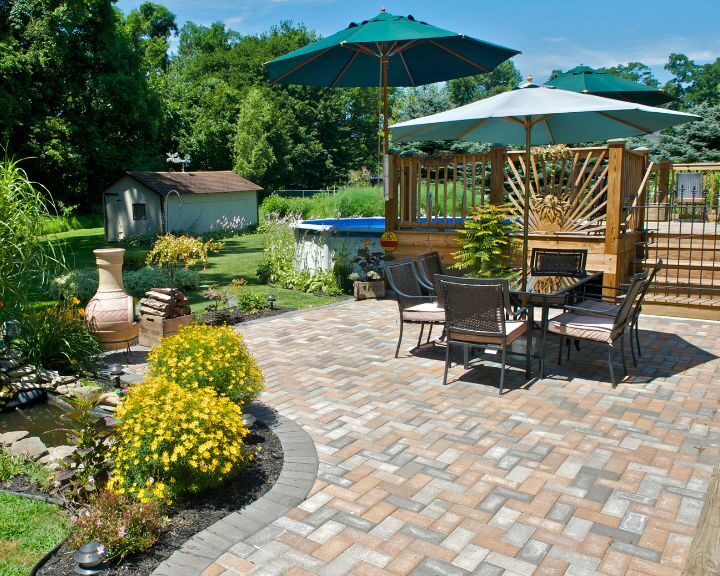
[85,248,138,351]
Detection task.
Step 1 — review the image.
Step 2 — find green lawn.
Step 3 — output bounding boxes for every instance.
[0,494,70,576]
[48,228,347,312]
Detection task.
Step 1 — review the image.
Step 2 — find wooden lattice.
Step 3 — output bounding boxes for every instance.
[505,147,610,233]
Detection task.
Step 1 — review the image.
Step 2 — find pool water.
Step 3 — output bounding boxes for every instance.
[0,401,70,447]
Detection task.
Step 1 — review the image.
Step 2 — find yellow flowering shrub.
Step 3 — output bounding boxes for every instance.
[107,376,251,502]
[147,324,263,407]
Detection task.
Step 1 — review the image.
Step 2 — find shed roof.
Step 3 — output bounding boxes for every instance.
[125,171,262,196]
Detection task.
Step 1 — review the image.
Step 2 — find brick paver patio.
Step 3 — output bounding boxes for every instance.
[202,299,719,576]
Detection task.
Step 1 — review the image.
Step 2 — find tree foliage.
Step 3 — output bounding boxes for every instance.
[0,0,167,203]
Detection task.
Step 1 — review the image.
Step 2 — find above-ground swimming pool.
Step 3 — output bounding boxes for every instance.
[293,217,386,273]
[292,216,470,273]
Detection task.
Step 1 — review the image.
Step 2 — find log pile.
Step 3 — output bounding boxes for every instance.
[139,288,191,319]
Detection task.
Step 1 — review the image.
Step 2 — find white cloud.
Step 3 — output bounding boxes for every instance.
[515,34,720,82]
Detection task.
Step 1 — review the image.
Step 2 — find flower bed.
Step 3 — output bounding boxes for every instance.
[34,422,283,576]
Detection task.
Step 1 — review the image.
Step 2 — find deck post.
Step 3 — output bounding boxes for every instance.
[604,140,626,296]
[385,154,398,231]
[489,144,507,205]
[657,159,671,204]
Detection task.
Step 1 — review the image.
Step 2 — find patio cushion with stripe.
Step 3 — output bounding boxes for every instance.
[448,320,526,345]
[580,300,621,316]
[403,302,445,322]
[549,313,617,343]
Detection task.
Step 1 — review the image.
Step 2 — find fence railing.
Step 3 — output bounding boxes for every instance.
[628,193,720,304]
[391,153,490,229]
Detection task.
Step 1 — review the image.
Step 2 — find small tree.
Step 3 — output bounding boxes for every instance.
[450,204,518,277]
[145,233,221,287]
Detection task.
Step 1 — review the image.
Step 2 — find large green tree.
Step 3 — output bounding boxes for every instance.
[447,61,522,107]
[663,53,720,107]
[163,20,378,188]
[0,0,166,204]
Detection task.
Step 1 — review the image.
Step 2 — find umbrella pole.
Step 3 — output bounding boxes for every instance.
[382,55,389,157]
[522,118,531,291]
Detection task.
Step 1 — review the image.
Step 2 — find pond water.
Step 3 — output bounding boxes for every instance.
[0,400,70,447]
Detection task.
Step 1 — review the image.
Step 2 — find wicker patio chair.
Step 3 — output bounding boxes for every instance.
[542,270,648,387]
[570,260,663,366]
[415,251,462,293]
[438,279,531,394]
[530,248,588,277]
[385,259,445,358]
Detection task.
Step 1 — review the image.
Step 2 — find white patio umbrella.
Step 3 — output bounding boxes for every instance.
[390,82,699,287]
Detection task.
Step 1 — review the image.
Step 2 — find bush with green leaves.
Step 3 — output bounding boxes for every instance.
[237,292,269,314]
[50,268,99,302]
[11,299,101,373]
[334,186,384,217]
[450,204,519,277]
[50,266,199,302]
[123,266,199,298]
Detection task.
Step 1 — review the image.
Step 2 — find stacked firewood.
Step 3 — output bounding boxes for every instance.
[139,288,192,319]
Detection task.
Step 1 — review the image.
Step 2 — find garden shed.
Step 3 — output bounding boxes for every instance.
[103,171,262,242]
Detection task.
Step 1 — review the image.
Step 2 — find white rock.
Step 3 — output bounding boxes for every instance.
[98,392,120,406]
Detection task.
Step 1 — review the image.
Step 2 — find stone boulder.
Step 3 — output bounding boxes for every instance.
[0,430,29,447]
[9,436,49,461]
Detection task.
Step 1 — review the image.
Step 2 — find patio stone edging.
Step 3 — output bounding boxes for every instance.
[151,403,319,576]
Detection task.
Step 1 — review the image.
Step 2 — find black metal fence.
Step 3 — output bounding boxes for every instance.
[629,192,720,304]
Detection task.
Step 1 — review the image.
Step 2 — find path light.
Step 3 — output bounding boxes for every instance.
[108,364,123,388]
[242,413,257,427]
[75,541,108,574]
[266,294,276,310]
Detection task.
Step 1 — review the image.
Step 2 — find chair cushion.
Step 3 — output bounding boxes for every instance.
[579,299,621,317]
[548,313,617,343]
[448,320,527,345]
[404,302,445,323]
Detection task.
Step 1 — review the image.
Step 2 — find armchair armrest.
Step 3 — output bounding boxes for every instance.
[510,305,530,319]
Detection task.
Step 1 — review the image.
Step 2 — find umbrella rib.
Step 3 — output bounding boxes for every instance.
[595,111,651,133]
[457,118,490,139]
[392,40,423,55]
[427,39,491,73]
[398,52,415,86]
[341,42,380,58]
[543,119,556,145]
[394,125,431,141]
[330,51,359,88]
[268,46,335,84]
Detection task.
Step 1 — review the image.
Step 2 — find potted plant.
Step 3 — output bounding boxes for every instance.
[349,241,386,300]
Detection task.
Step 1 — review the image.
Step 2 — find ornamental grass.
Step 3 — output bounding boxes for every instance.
[147,324,263,407]
[107,376,251,503]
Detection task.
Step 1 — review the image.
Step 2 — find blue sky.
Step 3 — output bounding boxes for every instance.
[116,0,720,83]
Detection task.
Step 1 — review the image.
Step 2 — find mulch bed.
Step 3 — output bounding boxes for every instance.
[198,306,293,326]
[35,422,283,575]
[0,474,50,498]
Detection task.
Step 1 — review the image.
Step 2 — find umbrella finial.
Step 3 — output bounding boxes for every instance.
[380,6,386,12]
[527,74,533,83]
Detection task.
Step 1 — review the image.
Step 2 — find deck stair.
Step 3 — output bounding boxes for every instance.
[634,223,720,307]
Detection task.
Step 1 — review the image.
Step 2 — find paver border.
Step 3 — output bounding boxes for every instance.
[152,402,319,576]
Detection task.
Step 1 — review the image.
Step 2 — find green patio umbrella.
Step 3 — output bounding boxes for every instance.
[391,82,699,287]
[264,9,519,185]
[546,66,675,106]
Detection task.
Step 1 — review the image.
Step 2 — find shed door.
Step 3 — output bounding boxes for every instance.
[104,193,122,242]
